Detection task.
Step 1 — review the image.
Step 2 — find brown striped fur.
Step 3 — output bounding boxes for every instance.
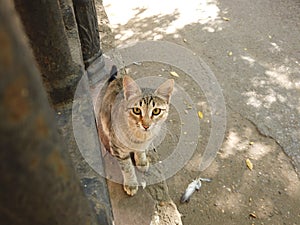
[97,74,174,196]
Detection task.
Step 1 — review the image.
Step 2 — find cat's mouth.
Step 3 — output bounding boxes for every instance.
[142,127,150,132]
[142,125,150,131]
[138,124,151,132]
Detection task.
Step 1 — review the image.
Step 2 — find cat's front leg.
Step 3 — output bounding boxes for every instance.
[117,156,138,196]
[134,151,149,172]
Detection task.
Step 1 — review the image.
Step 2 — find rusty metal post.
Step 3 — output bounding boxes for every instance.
[0,1,99,224]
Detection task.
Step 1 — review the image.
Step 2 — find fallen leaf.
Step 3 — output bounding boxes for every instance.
[246,158,253,170]
[198,111,203,119]
[222,17,230,21]
[170,71,179,77]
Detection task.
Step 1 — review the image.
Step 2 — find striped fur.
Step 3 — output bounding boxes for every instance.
[97,72,174,196]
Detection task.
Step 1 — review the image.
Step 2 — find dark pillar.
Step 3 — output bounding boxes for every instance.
[14,0,83,110]
[72,0,101,66]
[0,1,98,224]
[72,0,106,85]
[12,0,113,224]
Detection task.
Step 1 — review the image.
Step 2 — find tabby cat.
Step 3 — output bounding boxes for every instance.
[97,67,174,196]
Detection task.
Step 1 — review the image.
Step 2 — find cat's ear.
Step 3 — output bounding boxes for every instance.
[123,75,142,100]
[155,79,174,103]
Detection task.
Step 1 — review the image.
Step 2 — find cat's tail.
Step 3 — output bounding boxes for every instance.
[108,65,118,83]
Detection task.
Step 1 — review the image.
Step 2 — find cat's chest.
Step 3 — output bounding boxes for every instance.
[111,124,157,151]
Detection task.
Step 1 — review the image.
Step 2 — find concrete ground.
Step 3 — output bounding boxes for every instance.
[95,0,300,224]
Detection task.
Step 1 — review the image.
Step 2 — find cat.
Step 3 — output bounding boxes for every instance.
[97,67,174,196]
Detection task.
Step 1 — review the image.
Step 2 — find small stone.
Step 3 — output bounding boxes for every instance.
[159,201,166,206]
[141,181,146,189]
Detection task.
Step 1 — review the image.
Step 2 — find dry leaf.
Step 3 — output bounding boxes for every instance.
[222,17,230,21]
[170,71,179,77]
[246,158,253,170]
[198,111,203,119]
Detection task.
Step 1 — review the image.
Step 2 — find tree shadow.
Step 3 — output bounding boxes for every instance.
[111,8,181,46]
[103,0,225,46]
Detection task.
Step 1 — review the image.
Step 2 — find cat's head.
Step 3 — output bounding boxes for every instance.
[123,75,174,132]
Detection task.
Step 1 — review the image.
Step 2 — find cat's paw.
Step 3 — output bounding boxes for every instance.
[123,184,138,196]
[136,160,149,173]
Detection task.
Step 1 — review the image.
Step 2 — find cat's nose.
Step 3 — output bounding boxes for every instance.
[142,124,150,130]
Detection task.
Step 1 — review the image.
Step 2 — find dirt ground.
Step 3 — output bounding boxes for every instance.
[94,0,300,224]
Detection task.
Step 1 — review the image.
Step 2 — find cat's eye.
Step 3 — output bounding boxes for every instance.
[132,107,141,115]
[152,108,161,116]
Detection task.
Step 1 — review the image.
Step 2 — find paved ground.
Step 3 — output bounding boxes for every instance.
[95,0,300,224]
